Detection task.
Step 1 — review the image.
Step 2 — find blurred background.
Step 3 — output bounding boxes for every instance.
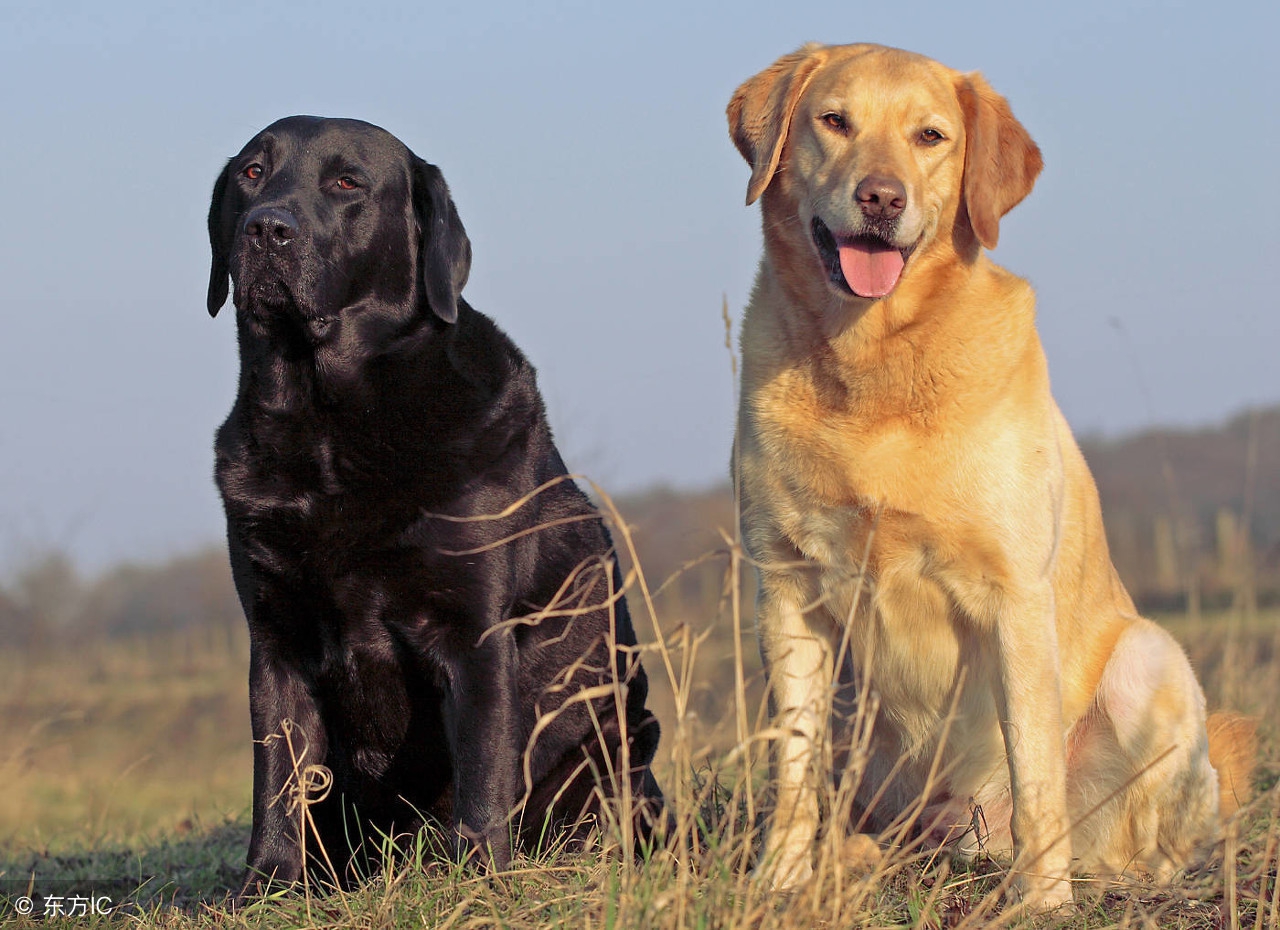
[0,0,1276,898]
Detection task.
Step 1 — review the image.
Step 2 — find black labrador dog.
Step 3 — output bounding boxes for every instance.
[206,116,663,897]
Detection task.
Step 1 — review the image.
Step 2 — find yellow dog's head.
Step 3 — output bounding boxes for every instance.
[728,43,1042,302]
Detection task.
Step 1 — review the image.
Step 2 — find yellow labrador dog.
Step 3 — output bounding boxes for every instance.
[728,43,1254,911]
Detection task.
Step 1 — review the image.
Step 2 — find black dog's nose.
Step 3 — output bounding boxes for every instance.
[243,206,299,249]
[855,176,906,219]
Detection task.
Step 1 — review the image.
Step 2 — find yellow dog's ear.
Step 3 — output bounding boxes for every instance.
[957,73,1043,249]
[727,44,829,205]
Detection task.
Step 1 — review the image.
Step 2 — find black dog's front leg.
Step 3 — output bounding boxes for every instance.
[239,641,329,901]
[444,627,521,870]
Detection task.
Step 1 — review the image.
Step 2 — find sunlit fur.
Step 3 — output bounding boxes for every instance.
[728,43,1255,913]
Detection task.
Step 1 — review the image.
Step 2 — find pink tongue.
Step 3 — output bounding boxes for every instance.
[838,240,904,298]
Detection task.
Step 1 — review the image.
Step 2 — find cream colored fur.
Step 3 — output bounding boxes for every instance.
[727,42,1254,913]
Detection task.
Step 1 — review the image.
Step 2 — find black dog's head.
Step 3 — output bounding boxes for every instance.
[207,116,472,344]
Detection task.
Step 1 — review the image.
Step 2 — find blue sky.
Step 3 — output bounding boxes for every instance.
[1,0,1276,571]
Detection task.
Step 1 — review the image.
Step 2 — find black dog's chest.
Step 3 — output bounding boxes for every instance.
[219,412,413,564]
[217,411,496,652]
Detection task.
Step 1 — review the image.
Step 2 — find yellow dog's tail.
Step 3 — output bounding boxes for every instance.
[1207,711,1258,817]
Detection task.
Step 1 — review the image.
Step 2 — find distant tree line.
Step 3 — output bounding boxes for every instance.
[0,547,240,653]
[1080,405,1280,612]
[1,406,1276,653]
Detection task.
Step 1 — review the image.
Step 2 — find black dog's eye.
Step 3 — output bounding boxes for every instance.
[820,112,848,133]
[918,128,945,145]
[243,164,263,180]
[336,176,359,191]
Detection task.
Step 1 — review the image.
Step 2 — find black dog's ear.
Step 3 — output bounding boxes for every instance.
[412,157,472,324]
[207,159,234,317]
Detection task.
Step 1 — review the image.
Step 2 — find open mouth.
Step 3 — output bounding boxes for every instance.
[812,217,914,299]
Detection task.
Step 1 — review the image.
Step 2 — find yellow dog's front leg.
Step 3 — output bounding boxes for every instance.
[755,573,836,890]
[991,582,1075,913]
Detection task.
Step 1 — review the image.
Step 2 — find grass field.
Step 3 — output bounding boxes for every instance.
[1,552,1277,928]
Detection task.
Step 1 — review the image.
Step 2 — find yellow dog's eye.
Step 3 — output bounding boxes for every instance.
[918,128,945,145]
[821,112,848,133]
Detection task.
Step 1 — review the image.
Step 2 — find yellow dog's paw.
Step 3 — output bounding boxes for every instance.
[1009,875,1076,915]
[838,833,885,874]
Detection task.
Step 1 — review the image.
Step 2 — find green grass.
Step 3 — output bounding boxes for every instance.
[1,593,1277,928]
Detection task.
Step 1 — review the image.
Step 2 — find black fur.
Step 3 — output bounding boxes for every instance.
[206,116,662,898]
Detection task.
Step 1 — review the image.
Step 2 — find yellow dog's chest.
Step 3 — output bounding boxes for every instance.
[748,364,961,520]
[743,363,1005,690]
